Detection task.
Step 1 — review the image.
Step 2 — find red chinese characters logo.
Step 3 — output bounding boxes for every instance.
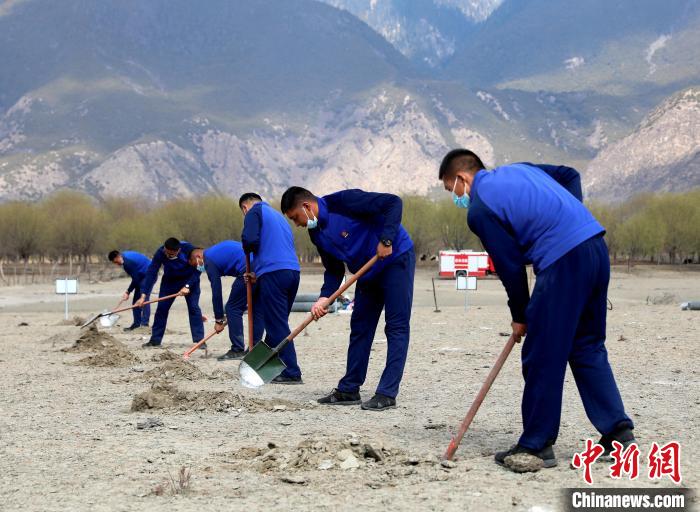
[609,441,640,480]
[648,441,682,484]
[571,439,604,485]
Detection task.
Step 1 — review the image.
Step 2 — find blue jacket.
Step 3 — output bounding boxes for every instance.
[204,240,248,319]
[142,241,200,296]
[121,251,151,293]
[241,202,300,277]
[467,163,604,323]
[309,190,414,297]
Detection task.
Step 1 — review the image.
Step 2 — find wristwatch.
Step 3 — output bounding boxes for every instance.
[215,318,225,325]
[381,239,392,247]
[185,284,190,289]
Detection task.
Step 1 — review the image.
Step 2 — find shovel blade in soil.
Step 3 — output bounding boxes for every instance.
[80,312,102,329]
[238,341,287,389]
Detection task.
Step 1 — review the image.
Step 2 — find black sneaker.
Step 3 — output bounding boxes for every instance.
[495,444,557,468]
[599,426,636,457]
[361,393,396,411]
[317,388,362,405]
[217,349,246,361]
[141,340,162,348]
[271,375,304,385]
[123,324,139,332]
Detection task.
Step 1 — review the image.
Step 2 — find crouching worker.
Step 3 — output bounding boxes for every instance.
[107,250,151,331]
[438,149,635,470]
[239,193,303,384]
[281,187,415,411]
[188,241,265,360]
[135,237,204,349]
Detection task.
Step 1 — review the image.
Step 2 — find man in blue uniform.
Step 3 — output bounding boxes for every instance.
[239,193,303,384]
[281,187,415,411]
[438,149,635,469]
[187,241,265,360]
[135,237,204,348]
[107,250,151,331]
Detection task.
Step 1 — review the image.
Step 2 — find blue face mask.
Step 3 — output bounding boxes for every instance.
[196,258,205,273]
[452,178,470,209]
[304,207,318,229]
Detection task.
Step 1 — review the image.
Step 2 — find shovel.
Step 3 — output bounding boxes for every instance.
[239,255,378,389]
[443,334,518,461]
[245,253,254,352]
[182,322,226,360]
[80,293,181,329]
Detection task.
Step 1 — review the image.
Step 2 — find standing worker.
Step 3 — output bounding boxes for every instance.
[437,149,635,469]
[188,241,265,360]
[135,237,205,349]
[239,193,303,384]
[107,250,151,331]
[281,187,415,411]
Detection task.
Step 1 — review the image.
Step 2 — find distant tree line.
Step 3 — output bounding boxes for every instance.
[0,189,698,279]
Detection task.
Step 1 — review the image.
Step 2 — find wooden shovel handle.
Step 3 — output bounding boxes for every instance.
[443,334,518,461]
[182,326,224,360]
[245,254,254,352]
[287,255,379,342]
[111,293,181,314]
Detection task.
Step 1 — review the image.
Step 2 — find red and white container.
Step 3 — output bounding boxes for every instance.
[438,250,495,278]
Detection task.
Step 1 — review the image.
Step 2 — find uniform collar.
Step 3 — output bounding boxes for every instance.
[316,197,329,230]
[470,169,487,200]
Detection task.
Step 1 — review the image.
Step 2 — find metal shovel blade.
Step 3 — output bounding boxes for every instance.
[99,312,120,328]
[80,312,103,329]
[238,341,287,389]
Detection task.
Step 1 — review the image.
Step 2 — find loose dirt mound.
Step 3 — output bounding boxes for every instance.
[224,435,428,474]
[61,325,121,353]
[74,346,142,367]
[141,360,206,381]
[150,350,180,362]
[56,316,86,326]
[130,381,308,413]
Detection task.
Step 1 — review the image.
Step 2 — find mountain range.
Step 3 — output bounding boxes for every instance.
[0,0,697,203]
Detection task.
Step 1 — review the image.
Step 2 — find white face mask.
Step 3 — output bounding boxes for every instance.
[304,206,318,229]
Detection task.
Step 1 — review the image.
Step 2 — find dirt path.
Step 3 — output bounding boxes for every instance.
[0,268,697,511]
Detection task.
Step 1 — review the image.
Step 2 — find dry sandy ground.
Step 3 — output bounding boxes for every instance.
[0,266,698,511]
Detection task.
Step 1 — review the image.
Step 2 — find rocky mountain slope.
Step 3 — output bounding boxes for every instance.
[584,87,700,201]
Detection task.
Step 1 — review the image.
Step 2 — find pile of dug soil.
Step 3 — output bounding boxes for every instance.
[61,325,121,353]
[130,381,307,414]
[150,350,180,362]
[74,346,142,368]
[225,435,425,474]
[56,316,85,326]
[141,360,206,381]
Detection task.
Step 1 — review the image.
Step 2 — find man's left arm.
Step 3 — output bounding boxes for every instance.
[531,163,583,201]
[326,190,402,243]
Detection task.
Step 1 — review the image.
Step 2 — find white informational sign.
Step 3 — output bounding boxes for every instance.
[56,278,78,320]
[55,279,78,294]
[456,275,477,291]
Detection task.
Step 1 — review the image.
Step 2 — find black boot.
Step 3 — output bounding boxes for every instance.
[141,340,162,348]
[271,374,303,385]
[495,444,557,468]
[317,388,361,405]
[599,425,636,457]
[217,349,246,361]
[361,393,396,411]
[123,324,139,332]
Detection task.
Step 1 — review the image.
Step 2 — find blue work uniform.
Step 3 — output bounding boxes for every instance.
[242,202,302,379]
[121,251,151,327]
[467,162,632,451]
[309,190,415,398]
[204,240,264,351]
[142,241,204,345]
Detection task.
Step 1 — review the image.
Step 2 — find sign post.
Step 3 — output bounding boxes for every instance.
[55,278,78,320]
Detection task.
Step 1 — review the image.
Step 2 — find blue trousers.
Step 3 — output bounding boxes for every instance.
[254,269,301,379]
[519,235,633,450]
[226,277,265,351]
[150,279,205,345]
[338,249,415,398]
[131,285,150,327]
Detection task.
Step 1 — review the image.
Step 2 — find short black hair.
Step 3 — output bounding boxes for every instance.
[107,250,120,262]
[438,149,486,179]
[164,237,180,251]
[238,192,262,209]
[185,246,203,259]
[280,187,316,213]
